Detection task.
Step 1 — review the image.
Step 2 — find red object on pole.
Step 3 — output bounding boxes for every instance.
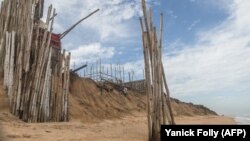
[50,33,61,50]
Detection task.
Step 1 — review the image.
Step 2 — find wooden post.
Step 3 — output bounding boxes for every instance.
[141,30,153,140]
[140,0,175,140]
[128,72,131,83]
[97,59,102,81]
[122,67,125,83]
[0,1,71,123]
[132,70,134,82]
[110,63,112,78]
[119,63,122,82]
[114,65,117,80]
[65,52,71,121]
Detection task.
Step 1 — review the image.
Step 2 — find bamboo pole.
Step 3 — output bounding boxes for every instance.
[9,32,15,109]
[65,52,71,121]
[122,67,125,83]
[60,9,100,39]
[0,0,71,122]
[162,63,175,124]
[158,13,167,125]
[140,0,175,140]
[142,30,153,140]
[3,32,10,89]
[110,63,112,77]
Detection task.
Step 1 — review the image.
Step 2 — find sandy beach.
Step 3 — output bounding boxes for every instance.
[0,112,235,141]
[175,115,236,125]
[0,76,236,141]
[0,75,236,141]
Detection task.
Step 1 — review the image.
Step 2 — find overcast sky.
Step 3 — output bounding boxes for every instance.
[1,0,249,117]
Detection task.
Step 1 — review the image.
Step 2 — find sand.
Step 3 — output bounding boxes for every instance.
[68,75,217,123]
[175,115,236,124]
[0,76,235,141]
[0,112,235,141]
[68,76,146,123]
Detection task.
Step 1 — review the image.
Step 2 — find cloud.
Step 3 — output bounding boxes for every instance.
[70,43,115,65]
[122,0,250,101]
[195,0,233,11]
[80,0,143,41]
[164,0,250,99]
[42,0,146,66]
[166,10,178,19]
[165,44,250,97]
[187,20,200,31]
[117,0,250,116]
[45,0,142,41]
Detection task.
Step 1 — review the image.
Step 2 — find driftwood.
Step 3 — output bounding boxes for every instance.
[0,0,71,122]
[140,0,175,141]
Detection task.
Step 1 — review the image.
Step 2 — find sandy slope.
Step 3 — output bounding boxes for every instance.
[69,74,217,123]
[69,75,146,123]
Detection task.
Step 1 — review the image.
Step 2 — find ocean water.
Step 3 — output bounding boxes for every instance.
[234,116,250,124]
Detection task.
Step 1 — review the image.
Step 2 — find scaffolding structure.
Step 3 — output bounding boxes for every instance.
[77,60,145,93]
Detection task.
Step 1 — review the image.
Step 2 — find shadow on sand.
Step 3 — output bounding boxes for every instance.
[0,123,6,141]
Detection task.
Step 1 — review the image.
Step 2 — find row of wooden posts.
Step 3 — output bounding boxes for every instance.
[140,0,175,141]
[74,60,146,93]
[0,0,71,122]
[81,60,141,83]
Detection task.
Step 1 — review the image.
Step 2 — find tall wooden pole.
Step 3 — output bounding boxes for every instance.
[140,0,175,140]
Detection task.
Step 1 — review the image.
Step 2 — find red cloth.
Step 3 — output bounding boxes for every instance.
[50,33,61,49]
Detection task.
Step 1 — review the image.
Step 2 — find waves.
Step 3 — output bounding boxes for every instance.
[234,116,250,124]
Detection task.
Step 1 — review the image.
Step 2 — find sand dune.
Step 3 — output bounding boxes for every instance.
[69,74,217,123]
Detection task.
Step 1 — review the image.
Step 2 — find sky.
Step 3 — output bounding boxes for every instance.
[1,0,249,117]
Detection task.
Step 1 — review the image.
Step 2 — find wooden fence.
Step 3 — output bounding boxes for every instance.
[124,80,145,93]
[82,60,140,84]
[0,0,70,122]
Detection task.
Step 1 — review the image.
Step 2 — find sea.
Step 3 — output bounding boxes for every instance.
[234,116,250,124]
